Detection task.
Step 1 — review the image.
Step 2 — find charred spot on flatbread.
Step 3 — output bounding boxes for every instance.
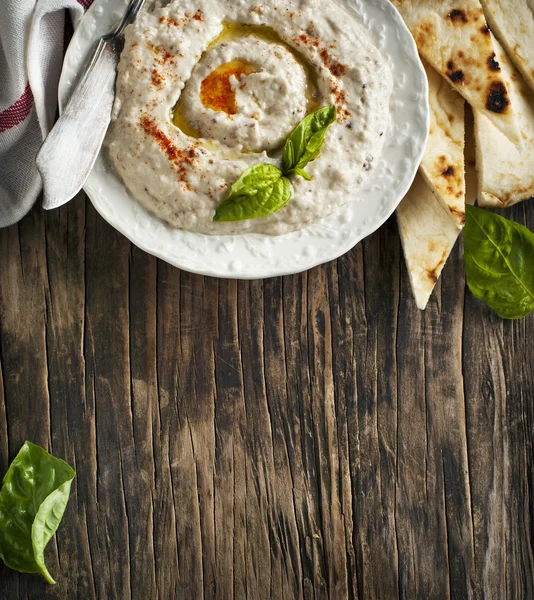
[450,207,466,225]
[447,60,465,83]
[487,53,500,72]
[486,81,510,113]
[426,270,438,284]
[436,155,459,185]
[480,25,490,36]
[426,251,448,283]
[413,20,435,49]
[448,9,468,23]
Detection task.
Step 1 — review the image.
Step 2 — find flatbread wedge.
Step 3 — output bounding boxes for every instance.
[420,60,466,228]
[474,39,534,207]
[390,0,521,143]
[479,0,534,94]
[397,174,461,310]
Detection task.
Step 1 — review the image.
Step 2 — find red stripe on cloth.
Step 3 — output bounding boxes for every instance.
[0,83,34,133]
[0,1,92,133]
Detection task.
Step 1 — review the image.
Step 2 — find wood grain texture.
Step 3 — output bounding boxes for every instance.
[0,195,533,600]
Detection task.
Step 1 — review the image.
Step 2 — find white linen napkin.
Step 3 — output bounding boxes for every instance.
[0,0,93,228]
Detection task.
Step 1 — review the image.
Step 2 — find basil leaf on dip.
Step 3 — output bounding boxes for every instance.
[0,441,75,584]
[464,205,534,319]
[282,105,337,175]
[214,164,292,222]
[221,163,282,200]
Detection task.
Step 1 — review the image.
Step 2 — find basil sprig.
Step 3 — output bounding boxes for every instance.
[464,205,534,319]
[0,441,75,584]
[214,105,337,222]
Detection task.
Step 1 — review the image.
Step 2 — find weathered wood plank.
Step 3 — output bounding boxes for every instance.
[422,237,475,600]
[0,321,7,476]
[128,245,158,600]
[213,279,247,599]
[306,264,349,599]
[281,273,327,600]
[396,229,477,600]
[235,279,278,599]
[84,202,133,599]
[351,219,400,599]
[499,204,534,600]
[329,250,363,600]
[0,206,54,599]
[175,273,218,598]
[152,259,181,598]
[395,259,436,599]
[0,211,51,450]
[42,195,96,600]
[262,275,307,600]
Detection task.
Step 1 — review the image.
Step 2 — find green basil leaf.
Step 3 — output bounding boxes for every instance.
[0,441,75,584]
[464,205,534,319]
[214,175,292,222]
[281,105,337,172]
[282,139,294,174]
[295,128,329,169]
[224,163,282,203]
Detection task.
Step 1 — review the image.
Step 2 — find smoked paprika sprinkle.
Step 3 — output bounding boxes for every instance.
[140,115,197,189]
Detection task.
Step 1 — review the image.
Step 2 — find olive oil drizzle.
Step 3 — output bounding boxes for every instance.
[171,22,321,140]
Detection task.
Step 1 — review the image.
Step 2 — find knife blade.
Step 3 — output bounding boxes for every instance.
[37,38,119,210]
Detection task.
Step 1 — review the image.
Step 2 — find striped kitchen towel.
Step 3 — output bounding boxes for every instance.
[0,0,93,228]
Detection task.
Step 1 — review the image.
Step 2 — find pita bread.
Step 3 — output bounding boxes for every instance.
[391,0,521,143]
[420,60,466,228]
[474,39,534,207]
[480,0,534,94]
[397,173,461,310]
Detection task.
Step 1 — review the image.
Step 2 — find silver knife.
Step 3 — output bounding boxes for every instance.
[37,0,145,210]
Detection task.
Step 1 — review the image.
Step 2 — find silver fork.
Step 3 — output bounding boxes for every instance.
[37,0,146,210]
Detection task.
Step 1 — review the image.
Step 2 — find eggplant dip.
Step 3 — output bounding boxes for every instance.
[107,0,392,235]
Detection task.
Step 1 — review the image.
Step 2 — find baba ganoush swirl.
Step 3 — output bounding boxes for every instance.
[107,0,392,235]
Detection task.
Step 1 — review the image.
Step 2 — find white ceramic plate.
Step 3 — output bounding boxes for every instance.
[59,0,429,279]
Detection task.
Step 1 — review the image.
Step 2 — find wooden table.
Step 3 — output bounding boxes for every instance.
[0,195,533,599]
